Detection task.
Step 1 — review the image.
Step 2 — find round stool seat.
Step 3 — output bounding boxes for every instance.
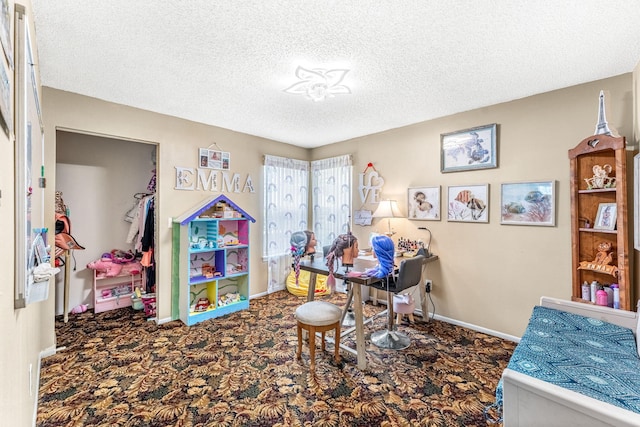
[295,301,342,326]
[295,301,342,370]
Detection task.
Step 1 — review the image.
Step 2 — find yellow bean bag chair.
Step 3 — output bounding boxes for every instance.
[286,270,330,297]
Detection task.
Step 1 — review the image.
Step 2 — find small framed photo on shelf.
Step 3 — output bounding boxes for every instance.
[441,123,497,173]
[500,181,556,226]
[408,186,440,221]
[447,184,489,223]
[594,203,617,231]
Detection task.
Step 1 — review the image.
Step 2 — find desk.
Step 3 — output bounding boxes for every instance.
[299,254,438,369]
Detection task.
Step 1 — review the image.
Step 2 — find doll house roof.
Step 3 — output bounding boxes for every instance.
[173,194,256,225]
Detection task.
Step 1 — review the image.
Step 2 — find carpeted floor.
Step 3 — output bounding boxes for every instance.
[37,290,514,426]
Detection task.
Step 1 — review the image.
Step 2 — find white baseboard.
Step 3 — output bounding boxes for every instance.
[370,295,520,343]
[34,346,58,426]
[427,311,520,343]
[250,291,268,299]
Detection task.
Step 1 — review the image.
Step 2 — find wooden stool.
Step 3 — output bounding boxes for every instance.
[295,301,342,370]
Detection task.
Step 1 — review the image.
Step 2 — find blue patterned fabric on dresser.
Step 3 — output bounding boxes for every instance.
[498,305,640,414]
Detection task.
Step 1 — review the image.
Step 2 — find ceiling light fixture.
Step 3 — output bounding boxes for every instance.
[283,66,351,102]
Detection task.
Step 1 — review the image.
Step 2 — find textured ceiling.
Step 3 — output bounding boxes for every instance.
[31,1,640,148]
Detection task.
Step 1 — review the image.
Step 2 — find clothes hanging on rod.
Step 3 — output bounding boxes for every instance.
[126,194,154,250]
[124,193,152,223]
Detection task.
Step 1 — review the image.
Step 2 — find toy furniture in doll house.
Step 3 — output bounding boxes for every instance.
[171,194,255,326]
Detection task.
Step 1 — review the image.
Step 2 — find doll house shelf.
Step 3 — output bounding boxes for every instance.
[171,194,255,326]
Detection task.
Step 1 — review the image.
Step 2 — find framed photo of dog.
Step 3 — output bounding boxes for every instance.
[447,184,489,223]
[408,186,440,221]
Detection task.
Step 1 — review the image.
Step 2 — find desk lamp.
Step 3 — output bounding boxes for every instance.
[417,227,432,257]
[372,200,403,236]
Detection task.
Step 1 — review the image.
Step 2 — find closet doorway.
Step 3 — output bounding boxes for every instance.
[55,130,158,318]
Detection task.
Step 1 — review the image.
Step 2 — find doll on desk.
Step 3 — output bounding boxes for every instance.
[362,235,396,278]
[287,230,331,297]
[325,232,359,290]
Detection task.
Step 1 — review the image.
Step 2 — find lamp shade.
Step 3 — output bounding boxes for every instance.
[372,200,403,218]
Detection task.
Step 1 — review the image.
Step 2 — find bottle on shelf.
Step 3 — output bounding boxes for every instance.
[596,290,608,306]
[581,281,590,300]
[611,284,620,309]
[590,281,598,303]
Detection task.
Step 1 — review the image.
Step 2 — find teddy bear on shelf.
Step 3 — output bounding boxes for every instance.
[86,253,122,277]
[593,241,614,266]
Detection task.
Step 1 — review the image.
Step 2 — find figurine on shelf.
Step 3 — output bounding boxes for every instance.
[577,241,618,278]
[584,164,616,189]
[593,241,614,266]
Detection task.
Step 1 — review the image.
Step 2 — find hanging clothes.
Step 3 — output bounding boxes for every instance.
[141,202,156,293]
[126,194,154,252]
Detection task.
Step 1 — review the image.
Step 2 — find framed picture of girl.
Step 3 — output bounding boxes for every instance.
[408,186,440,221]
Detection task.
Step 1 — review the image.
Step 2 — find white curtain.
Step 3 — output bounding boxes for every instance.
[263,155,309,293]
[311,155,353,252]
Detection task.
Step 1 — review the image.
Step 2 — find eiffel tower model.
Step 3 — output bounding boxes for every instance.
[594,90,613,136]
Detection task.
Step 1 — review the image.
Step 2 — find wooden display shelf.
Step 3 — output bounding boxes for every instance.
[568,133,633,310]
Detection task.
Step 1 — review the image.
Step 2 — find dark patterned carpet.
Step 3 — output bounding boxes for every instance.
[37,290,514,426]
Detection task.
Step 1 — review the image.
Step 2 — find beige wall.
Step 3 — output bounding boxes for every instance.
[0,1,48,425]
[634,59,640,145]
[313,73,637,336]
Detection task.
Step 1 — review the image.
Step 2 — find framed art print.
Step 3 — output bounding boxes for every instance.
[441,123,497,173]
[198,147,231,170]
[408,186,440,221]
[500,181,556,226]
[447,184,489,222]
[594,203,617,231]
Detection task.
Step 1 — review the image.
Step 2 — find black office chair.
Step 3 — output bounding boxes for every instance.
[369,255,425,350]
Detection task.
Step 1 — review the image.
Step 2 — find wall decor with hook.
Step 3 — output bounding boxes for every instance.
[357,162,385,205]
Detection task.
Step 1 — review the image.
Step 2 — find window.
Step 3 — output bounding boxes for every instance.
[263,155,309,258]
[311,155,353,250]
[262,154,351,293]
